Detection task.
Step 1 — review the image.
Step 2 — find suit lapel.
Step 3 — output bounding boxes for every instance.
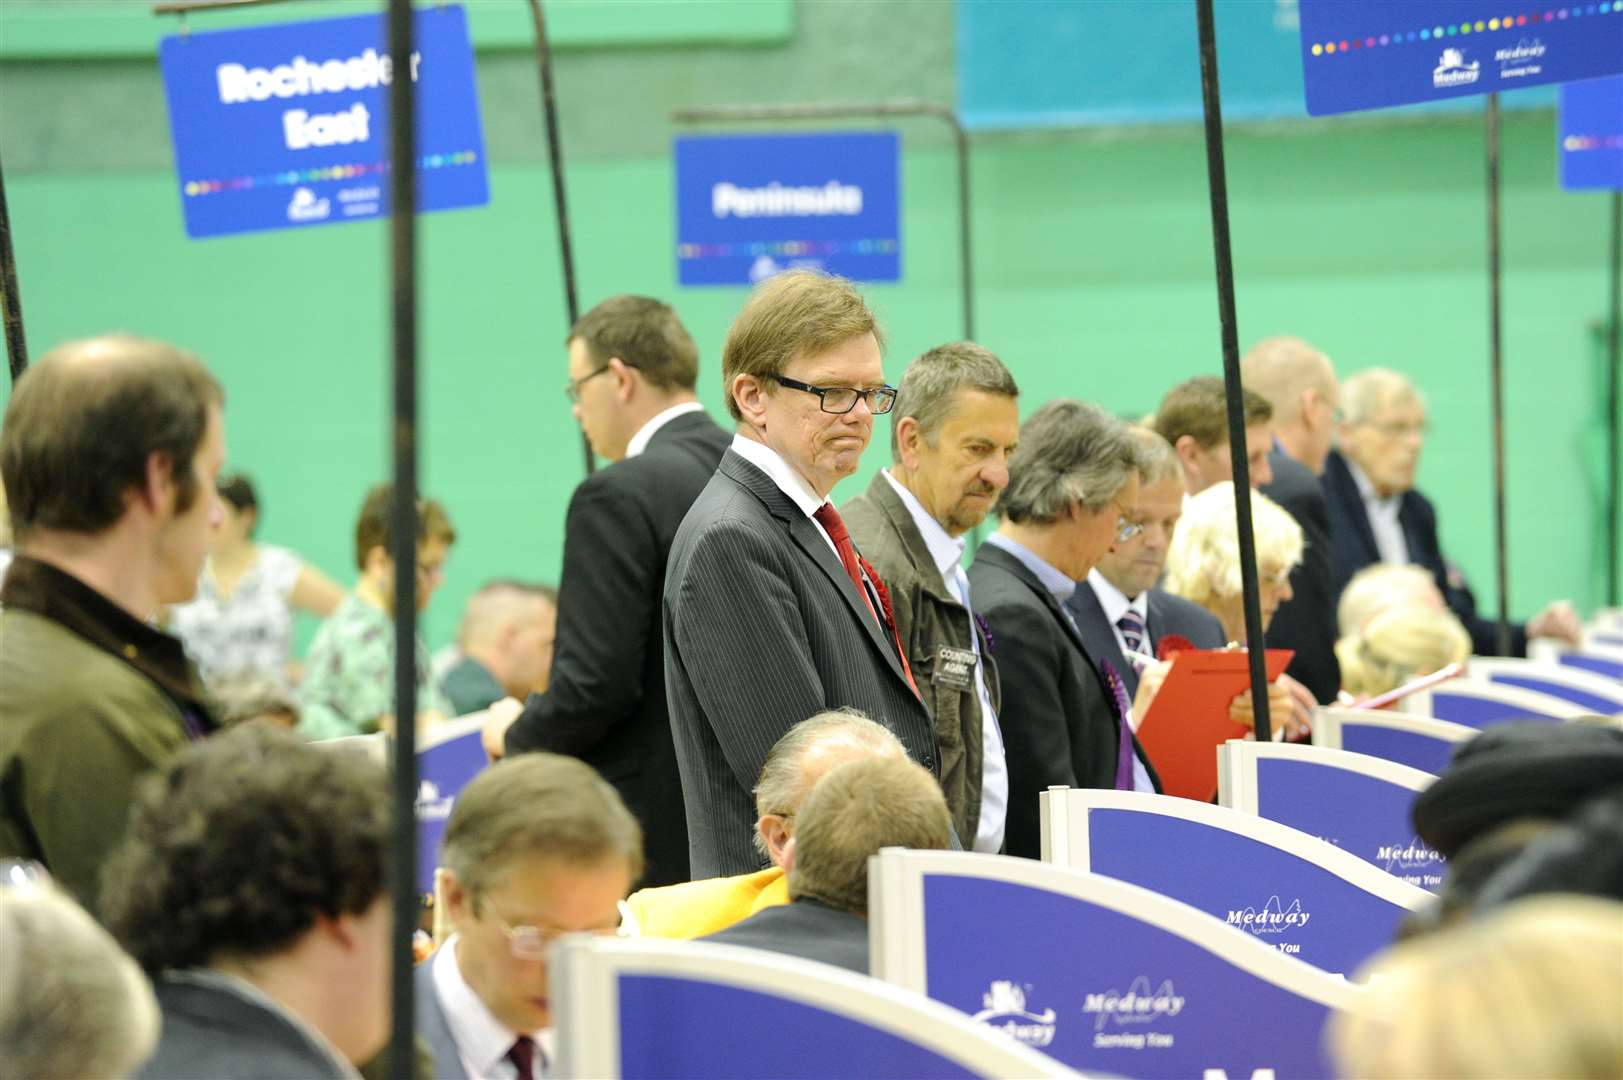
[1325,451,1380,562]
[1072,582,1139,700]
[721,452,912,688]
[978,545,1089,656]
[866,472,956,604]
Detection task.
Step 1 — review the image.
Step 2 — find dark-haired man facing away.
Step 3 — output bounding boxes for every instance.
[0,334,224,911]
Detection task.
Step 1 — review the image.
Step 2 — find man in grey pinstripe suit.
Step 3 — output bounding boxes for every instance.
[664,271,941,878]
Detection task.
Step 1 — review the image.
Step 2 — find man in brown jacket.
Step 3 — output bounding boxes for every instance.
[0,334,224,911]
[842,342,1019,852]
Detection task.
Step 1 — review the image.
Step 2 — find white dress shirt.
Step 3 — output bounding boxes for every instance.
[881,470,1007,853]
[431,938,547,1080]
[1346,457,1410,565]
[623,401,705,459]
[1087,569,1153,674]
[729,433,841,562]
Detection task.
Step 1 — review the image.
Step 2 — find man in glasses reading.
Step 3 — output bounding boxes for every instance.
[663,270,942,878]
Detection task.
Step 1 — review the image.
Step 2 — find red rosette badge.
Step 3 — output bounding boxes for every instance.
[1156,633,1195,662]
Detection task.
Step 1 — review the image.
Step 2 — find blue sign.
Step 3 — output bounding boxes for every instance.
[1429,686,1569,726]
[1083,806,1422,975]
[675,132,900,286]
[1339,722,1457,775]
[1254,758,1443,891]
[1300,0,1623,117]
[159,5,489,239]
[1561,76,1623,189]
[415,720,489,894]
[917,874,1341,1077]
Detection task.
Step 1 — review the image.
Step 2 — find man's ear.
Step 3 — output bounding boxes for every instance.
[607,357,638,403]
[733,374,769,429]
[440,869,472,928]
[137,450,178,515]
[894,416,923,470]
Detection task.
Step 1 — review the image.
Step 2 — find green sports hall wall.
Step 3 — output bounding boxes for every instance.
[1,0,1618,654]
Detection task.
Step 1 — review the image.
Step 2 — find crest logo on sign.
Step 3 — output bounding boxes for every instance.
[1432,48,1481,88]
[971,981,1057,1047]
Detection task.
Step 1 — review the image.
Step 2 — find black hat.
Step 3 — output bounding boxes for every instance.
[1411,721,1623,859]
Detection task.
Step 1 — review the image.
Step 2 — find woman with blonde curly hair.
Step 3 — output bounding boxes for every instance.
[1336,601,1470,701]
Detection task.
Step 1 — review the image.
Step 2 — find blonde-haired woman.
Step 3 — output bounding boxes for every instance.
[1162,482,1313,738]
[1337,601,1471,701]
[1330,896,1623,1078]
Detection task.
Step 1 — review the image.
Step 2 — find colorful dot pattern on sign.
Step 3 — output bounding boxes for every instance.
[182,151,481,198]
[1562,135,1623,152]
[676,239,901,259]
[1308,3,1621,57]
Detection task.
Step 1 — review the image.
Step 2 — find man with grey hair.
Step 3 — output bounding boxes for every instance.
[624,708,904,939]
[1064,428,1225,700]
[701,755,952,974]
[440,580,557,716]
[1324,368,1578,656]
[968,400,1161,860]
[842,342,1019,853]
[1241,336,1343,703]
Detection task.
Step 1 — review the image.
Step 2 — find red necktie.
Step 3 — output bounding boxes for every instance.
[507,1036,537,1080]
[813,503,920,697]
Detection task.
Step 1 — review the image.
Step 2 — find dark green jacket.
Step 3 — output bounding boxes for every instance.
[842,471,1001,845]
[0,558,211,912]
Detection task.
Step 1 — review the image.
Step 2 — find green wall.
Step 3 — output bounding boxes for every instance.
[2,1,1617,652]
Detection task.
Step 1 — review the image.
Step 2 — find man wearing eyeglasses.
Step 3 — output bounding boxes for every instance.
[967,400,1161,860]
[481,296,728,889]
[1324,367,1580,656]
[663,270,941,879]
[420,753,641,1080]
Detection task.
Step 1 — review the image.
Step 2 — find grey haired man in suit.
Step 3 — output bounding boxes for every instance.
[841,341,1020,853]
[664,270,941,878]
[1064,427,1226,703]
[417,753,642,1080]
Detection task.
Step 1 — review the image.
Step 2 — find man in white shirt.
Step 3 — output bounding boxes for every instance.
[419,753,642,1080]
[842,342,1019,853]
[482,295,730,888]
[662,270,941,878]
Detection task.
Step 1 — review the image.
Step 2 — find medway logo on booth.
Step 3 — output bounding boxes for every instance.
[1225,896,1312,934]
[675,131,900,286]
[1081,976,1186,1033]
[971,981,1057,1048]
[159,5,488,239]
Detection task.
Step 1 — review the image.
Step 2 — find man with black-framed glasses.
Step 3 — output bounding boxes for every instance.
[663,270,943,879]
[420,752,642,1080]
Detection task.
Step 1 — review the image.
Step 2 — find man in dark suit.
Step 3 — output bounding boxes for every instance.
[704,754,951,974]
[842,341,1020,853]
[423,753,642,1080]
[484,296,730,888]
[969,400,1161,860]
[1064,428,1225,703]
[1241,336,1345,703]
[664,271,939,879]
[1324,368,1580,658]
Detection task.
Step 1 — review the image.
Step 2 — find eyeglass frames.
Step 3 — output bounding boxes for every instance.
[768,373,898,415]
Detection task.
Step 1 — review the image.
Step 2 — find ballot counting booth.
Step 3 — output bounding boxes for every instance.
[412,629,1621,1078]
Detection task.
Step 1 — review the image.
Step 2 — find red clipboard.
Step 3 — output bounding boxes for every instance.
[1135,648,1294,802]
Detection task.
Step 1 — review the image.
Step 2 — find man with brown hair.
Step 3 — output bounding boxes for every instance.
[418,753,642,1079]
[482,295,729,888]
[0,333,224,910]
[298,484,457,740]
[663,270,940,878]
[1152,375,1275,494]
[702,754,952,974]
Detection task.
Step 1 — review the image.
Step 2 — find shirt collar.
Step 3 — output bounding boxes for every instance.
[433,937,545,1077]
[624,402,705,459]
[0,555,214,726]
[1087,568,1145,625]
[984,532,1076,605]
[730,433,826,518]
[168,969,360,1079]
[880,469,966,581]
[1345,456,1400,511]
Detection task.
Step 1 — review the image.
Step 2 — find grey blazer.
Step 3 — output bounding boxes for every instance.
[139,974,349,1080]
[414,958,470,1080]
[664,449,940,878]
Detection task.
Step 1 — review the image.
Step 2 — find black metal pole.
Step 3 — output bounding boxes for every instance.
[1193,0,1270,741]
[671,101,975,341]
[1607,190,1621,608]
[1486,94,1511,657]
[386,0,419,1075]
[0,151,28,383]
[526,0,593,477]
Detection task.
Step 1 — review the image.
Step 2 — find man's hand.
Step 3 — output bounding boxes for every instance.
[1227,675,1311,741]
[481,697,524,761]
[1129,660,1173,725]
[1527,600,1582,647]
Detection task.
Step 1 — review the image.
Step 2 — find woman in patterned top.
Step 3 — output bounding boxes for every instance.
[170,474,344,687]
